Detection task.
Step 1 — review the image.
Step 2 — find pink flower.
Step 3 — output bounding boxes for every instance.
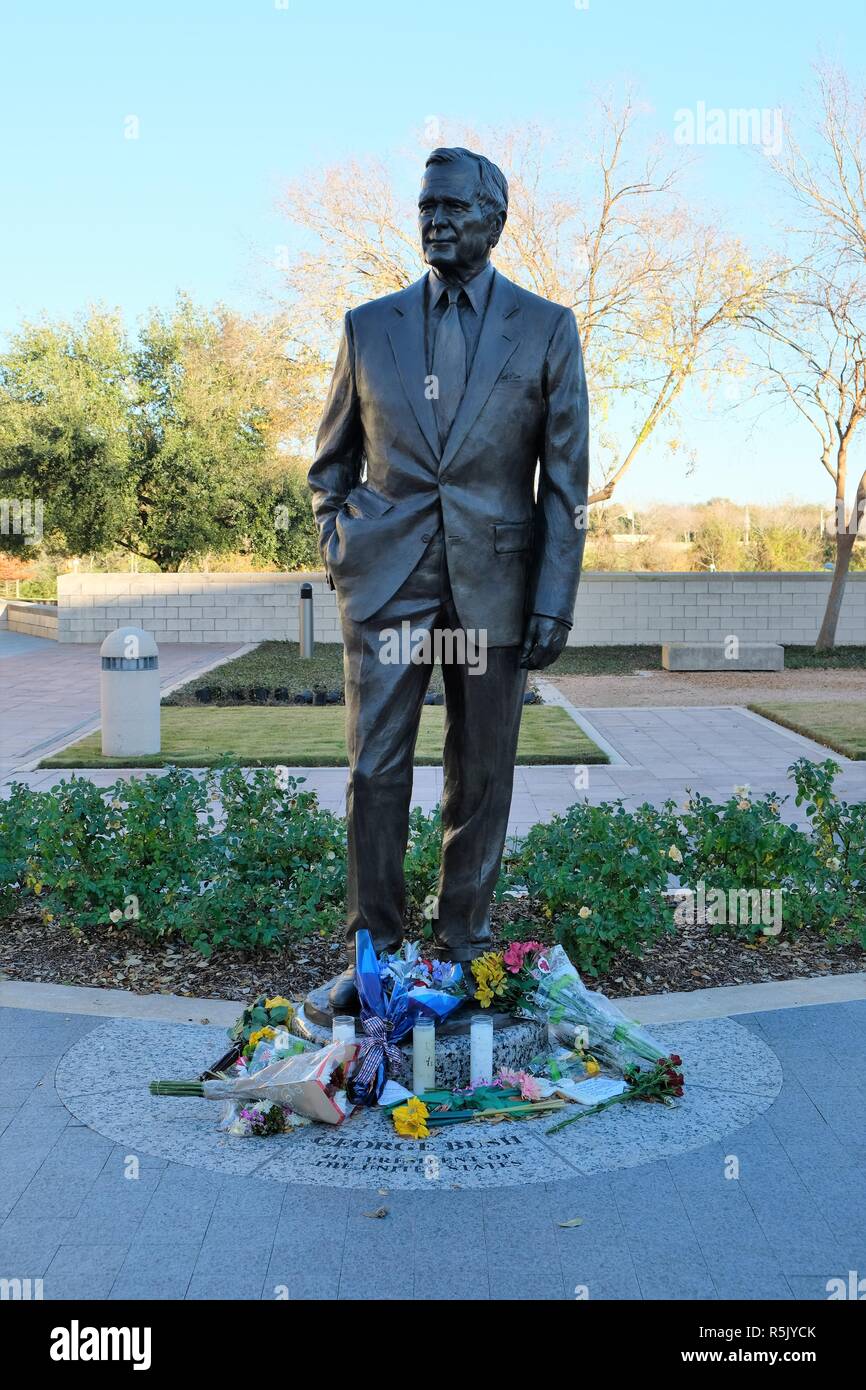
[502,940,545,974]
[497,1067,542,1102]
[502,943,525,974]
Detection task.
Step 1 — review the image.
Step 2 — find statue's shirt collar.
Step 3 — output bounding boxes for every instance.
[427,260,495,316]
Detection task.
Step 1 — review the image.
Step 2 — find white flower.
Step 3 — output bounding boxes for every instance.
[578,905,592,919]
[668,845,683,864]
[737,799,751,811]
[827,856,841,871]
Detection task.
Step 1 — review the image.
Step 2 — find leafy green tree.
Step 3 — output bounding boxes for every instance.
[0,310,136,555]
[0,296,324,570]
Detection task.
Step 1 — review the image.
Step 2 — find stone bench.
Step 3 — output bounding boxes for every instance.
[662,641,784,672]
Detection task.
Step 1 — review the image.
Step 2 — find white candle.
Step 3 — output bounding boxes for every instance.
[469,1015,494,1088]
[332,1015,356,1045]
[412,1018,436,1094]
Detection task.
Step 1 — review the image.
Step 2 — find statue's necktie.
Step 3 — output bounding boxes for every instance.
[432,286,467,448]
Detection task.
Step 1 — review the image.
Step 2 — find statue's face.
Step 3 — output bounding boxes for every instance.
[418,160,502,280]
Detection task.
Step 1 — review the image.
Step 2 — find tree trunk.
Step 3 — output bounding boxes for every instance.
[815,530,856,651]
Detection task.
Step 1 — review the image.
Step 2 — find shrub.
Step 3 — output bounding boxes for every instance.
[665,788,816,940]
[403,805,443,931]
[24,776,131,930]
[5,756,863,963]
[791,757,866,943]
[0,782,43,919]
[500,800,673,975]
[167,765,347,955]
[650,762,864,941]
[18,769,212,937]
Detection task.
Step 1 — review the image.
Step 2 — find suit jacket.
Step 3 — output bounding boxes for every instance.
[307,268,590,646]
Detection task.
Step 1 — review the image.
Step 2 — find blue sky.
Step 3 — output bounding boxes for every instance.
[2,0,865,506]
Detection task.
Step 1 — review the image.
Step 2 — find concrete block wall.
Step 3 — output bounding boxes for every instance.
[57,572,340,645]
[569,572,866,646]
[0,600,59,639]
[55,570,866,646]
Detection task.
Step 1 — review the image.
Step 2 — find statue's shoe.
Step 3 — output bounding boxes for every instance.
[328,965,359,1013]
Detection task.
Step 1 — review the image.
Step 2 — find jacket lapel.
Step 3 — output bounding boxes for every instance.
[438,270,521,477]
[386,277,440,463]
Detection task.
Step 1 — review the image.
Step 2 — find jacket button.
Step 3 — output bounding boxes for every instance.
[421,533,431,542]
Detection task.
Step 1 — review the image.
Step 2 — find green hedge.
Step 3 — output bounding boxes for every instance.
[1,757,863,971]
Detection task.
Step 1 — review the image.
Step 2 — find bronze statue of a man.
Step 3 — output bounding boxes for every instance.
[308,147,589,1010]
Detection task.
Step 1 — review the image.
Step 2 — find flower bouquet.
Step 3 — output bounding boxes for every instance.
[348,929,466,1106]
[386,1078,566,1138]
[200,994,296,1080]
[468,940,546,1010]
[546,1054,685,1132]
[152,1036,358,1126]
[524,946,671,1075]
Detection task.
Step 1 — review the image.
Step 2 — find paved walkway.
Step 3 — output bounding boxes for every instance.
[6,706,864,837]
[1,997,864,1299]
[0,633,247,777]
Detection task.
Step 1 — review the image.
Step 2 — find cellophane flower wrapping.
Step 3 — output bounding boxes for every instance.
[348,931,467,1105]
[526,945,668,1074]
[201,1039,358,1125]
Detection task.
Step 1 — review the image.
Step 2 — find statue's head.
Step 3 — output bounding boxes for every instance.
[418,147,508,280]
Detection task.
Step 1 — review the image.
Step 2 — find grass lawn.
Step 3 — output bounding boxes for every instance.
[749,700,866,759]
[42,704,608,768]
[163,641,866,708]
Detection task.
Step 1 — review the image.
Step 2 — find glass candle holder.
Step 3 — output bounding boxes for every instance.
[469,1015,494,1088]
[412,1017,436,1094]
[332,1015,356,1045]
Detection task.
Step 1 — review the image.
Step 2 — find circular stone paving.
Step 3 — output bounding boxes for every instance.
[54,1016,782,1190]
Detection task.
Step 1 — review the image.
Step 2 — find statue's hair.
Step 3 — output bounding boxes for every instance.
[424,147,509,218]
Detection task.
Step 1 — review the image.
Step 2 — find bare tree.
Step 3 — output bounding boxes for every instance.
[747,265,866,648]
[276,97,773,506]
[763,64,866,647]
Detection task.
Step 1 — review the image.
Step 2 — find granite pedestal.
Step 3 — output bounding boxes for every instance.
[292,1004,547,1091]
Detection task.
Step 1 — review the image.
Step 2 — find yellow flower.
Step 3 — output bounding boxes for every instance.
[585,1056,601,1077]
[668,845,683,864]
[264,996,293,1013]
[578,905,592,919]
[737,800,751,811]
[393,1099,430,1139]
[247,1026,276,1050]
[471,952,507,1006]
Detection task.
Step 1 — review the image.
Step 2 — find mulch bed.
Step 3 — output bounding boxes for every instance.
[1,899,862,1006]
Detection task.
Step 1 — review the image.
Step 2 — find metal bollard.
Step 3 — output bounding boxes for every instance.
[100,626,160,757]
[299,582,314,658]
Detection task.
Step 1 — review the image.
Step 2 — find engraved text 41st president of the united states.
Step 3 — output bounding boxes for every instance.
[307,147,589,1011]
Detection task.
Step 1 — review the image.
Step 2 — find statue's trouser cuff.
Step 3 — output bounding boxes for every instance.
[340,528,526,963]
